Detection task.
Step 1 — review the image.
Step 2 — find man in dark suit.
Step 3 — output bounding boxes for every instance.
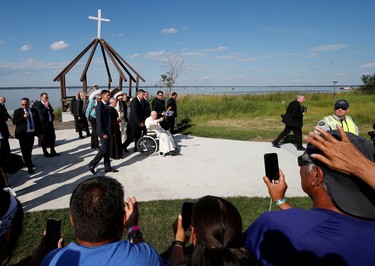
[0,117,10,157]
[12,98,42,174]
[152,90,167,130]
[0,96,11,156]
[89,90,118,174]
[122,89,145,153]
[272,95,307,151]
[0,96,12,121]
[34,92,59,157]
[70,92,84,139]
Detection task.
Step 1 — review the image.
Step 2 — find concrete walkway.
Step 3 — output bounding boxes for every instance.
[8,129,307,212]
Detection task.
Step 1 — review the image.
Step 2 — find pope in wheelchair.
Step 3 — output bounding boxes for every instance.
[139,111,177,156]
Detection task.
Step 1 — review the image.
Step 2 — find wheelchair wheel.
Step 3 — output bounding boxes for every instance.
[137,136,158,155]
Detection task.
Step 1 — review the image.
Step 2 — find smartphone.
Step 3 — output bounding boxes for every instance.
[181,202,195,231]
[45,218,61,254]
[264,153,280,181]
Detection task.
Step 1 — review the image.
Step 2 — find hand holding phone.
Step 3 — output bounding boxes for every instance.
[181,202,194,231]
[264,153,280,181]
[45,218,61,254]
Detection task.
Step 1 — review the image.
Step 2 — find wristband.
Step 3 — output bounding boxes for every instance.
[172,240,185,248]
[274,198,286,206]
[127,225,140,234]
[128,232,142,240]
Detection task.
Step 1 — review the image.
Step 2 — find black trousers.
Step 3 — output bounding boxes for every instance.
[273,125,303,148]
[41,123,56,153]
[89,137,111,170]
[19,133,35,167]
[122,125,142,151]
[89,117,99,149]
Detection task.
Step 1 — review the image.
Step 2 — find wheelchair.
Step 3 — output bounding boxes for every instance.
[136,131,166,156]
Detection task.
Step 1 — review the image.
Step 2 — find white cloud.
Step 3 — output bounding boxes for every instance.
[203,46,227,52]
[50,40,70,51]
[161,28,178,34]
[130,53,140,59]
[337,73,346,76]
[360,62,375,68]
[310,44,348,52]
[144,50,167,59]
[200,76,214,80]
[20,44,32,52]
[216,46,227,51]
[0,58,64,71]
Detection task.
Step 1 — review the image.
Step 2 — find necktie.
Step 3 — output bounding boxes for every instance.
[27,110,33,130]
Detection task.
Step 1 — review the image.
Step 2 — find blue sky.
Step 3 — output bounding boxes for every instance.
[1,0,375,87]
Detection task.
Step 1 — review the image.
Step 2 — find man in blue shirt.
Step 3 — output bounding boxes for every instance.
[41,176,164,265]
[245,131,375,266]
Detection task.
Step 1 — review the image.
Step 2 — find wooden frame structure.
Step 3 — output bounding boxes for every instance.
[53,37,145,111]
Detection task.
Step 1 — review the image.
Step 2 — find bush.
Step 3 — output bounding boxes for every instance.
[360,73,375,93]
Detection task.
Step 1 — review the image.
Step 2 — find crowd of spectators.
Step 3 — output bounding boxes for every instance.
[1,92,375,265]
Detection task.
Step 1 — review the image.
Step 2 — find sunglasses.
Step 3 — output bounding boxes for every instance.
[335,107,348,110]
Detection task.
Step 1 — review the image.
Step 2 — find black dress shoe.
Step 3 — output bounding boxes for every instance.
[89,165,96,175]
[297,147,306,151]
[44,153,52,157]
[28,168,34,174]
[123,148,129,153]
[272,143,281,148]
[105,168,119,173]
[79,135,85,139]
[86,133,92,137]
[51,151,60,156]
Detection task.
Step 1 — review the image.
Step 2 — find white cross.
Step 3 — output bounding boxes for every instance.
[89,9,110,39]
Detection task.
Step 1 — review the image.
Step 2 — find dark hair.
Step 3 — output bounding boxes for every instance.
[157,90,163,95]
[189,196,256,266]
[101,90,110,96]
[172,92,177,96]
[137,89,145,95]
[21,97,30,103]
[40,92,48,97]
[0,189,24,263]
[69,176,125,243]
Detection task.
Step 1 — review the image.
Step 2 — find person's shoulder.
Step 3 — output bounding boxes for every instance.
[113,241,163,264]
[252,208,319,227]
[317,116,329,126]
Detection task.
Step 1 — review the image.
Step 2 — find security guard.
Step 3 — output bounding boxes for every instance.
[317,99,358,135]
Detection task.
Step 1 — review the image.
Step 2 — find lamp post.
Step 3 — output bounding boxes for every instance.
[333,81,338,103]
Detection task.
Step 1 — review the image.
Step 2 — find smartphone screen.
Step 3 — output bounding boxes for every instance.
[45,218,61,254]
[181,202,194,231]
[264,153,280,181]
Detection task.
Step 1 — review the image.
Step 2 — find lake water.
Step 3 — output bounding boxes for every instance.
[1,85,354,112]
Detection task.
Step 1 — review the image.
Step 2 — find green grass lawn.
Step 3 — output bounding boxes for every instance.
[10,197,312,265]
[8,90,374,265]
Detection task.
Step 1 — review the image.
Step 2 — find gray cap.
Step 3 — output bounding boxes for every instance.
[306,131,375,220]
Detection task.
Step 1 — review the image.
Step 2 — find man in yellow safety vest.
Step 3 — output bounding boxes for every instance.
[317,99,358,135]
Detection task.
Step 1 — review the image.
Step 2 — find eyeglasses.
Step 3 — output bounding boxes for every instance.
[335,107,347,110]
[297,153,314,167]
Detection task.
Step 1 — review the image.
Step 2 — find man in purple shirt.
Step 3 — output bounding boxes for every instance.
[245,131,375,266]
